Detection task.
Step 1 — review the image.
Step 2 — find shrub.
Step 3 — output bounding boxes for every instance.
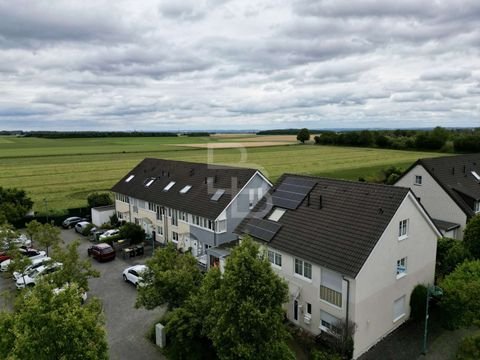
[436,237,470,279]
[456,332,480,360]
[119,223,145,245]
[311,349,342,360]
[87,192,113,208]
[410,284,428,322]
[81,223,95,236]
[463,215,480,260]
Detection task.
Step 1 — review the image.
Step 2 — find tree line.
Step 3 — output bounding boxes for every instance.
[0,131,212,139]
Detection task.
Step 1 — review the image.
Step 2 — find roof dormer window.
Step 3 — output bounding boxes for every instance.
[180,185,192,194]
[145,178,155,187]
[125,175,135,183]
[163,181,176,191]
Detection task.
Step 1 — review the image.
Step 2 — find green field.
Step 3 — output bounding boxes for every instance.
[0,136,445,213]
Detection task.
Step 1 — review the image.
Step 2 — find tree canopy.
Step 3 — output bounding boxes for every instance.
[26,220,62,256]
[136,242,203,310]
[119,222,146,245]
[463,215,480,259]
[0,282,108,359]
[87,192,113,208]
[0,187,33,224]
[296,128,310,143]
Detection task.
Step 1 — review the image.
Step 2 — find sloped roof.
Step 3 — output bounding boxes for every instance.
[401,153,480,217]
[432,218,460,232]
[236,174,410,278]
[111,158,258,219]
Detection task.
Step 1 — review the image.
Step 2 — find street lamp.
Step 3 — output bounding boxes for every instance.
[422,285,443,355]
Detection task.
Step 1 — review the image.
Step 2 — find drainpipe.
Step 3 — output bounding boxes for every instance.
[342,276,351,343]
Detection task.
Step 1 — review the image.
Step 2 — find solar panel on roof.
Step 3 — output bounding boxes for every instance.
[272,177,316,209]
[211,189,225,201]
[245,218,282,242]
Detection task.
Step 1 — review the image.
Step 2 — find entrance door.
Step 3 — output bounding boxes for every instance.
[293,300,299,321]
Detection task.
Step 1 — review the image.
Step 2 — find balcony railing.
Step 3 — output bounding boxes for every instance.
[320,285,342,307]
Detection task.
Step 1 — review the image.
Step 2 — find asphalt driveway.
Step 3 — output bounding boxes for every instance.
[0,229,166,360]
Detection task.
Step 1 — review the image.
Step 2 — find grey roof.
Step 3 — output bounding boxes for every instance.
[432,218,460,232]
[400,153,480,217]
[111,158,258,219]
[236,174,411,278]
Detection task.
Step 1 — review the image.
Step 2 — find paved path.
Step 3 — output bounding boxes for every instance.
[418,327,478,360]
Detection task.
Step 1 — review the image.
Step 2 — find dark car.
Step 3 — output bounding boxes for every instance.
[62,217,86,229]
[87,243,116,262]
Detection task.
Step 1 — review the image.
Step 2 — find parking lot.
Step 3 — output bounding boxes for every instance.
[1,228,166,360]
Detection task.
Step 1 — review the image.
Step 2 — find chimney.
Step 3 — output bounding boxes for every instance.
[319,195,323,209]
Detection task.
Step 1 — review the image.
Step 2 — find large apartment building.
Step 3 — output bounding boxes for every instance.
[237,174,441,359]
[111,158,271,267]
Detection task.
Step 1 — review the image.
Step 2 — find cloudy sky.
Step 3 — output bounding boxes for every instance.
[0,0,479,131]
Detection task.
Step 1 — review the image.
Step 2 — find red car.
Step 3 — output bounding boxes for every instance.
[87,243,116,262]
[0,251,11,263]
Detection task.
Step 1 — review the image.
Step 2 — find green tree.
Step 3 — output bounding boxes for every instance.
[119,222,145,245]
[0,187,33,224]
[25,220,42,245]
[463,215,480,259]
[436,237,470,279]
[0,281,108,359]
[87,192,113,208]
[440,260,480,329]
[409,284,428,322]
[50,240,99,291]
[136,243,203,310]
[297,128,310,144]
[0,223,19,250]
[208,237,294,360]
[29,221,62,256]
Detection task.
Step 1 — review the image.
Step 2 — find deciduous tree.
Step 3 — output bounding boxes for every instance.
[0,187,33,224]
[136,242,202,310]
[297,128,310,144]
[463,215,480,259]
[28,221,62,256]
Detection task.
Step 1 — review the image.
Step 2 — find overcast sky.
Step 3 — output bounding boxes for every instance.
[0,0,479,131]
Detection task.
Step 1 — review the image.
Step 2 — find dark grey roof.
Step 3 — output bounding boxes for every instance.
[432,218,460,232]
[236,174,411,278]
[400,153,480,217]
[111,158,258,219]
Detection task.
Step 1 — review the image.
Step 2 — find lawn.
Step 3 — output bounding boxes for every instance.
[0,136,446,213]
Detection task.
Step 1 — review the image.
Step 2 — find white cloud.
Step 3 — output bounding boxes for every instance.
[0,0,478,130]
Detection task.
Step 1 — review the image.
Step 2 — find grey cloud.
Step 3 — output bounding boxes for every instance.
[420,69,472,81]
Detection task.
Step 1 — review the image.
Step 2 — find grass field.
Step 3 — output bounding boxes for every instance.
[0,136,446,213]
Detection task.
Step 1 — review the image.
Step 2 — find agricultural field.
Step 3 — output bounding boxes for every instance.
[0,135,446,213]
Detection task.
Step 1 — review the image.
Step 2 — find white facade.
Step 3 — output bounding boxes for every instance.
[91,205,115,227]
[267,192,440,359]
[395,164,467,239]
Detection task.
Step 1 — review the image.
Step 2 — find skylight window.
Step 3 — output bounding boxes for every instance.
[180,185,192,194]
[163,181,176,191]
[145,178,155,187]
[268,208,286,222]
[125,175,135,183]
[211,189,225,201]
[472,171,480,183]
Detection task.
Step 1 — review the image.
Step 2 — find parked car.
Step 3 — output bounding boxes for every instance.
[87,243,116,262]
[99,229,119,240]
[75,221,91,234]
[122,264,148,288]
[1,234,32,250]
[16,262,63,289]
[0,245,29,264]
[1,248,47,271]
[53,283,88,304]
[13,257,52,281]
[62,217,85,229]
[91,229,107,242]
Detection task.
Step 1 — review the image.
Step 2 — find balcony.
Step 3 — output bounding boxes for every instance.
[320,285,342,307]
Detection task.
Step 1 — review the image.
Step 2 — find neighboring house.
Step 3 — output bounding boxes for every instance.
[236,174,441,359]
[111,158,271,267]
[395,153,480,239]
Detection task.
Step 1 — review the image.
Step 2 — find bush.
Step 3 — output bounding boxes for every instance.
[119,223,145,245]
[87,192,113,208]
[410,284,428,322]
[436,237,470,279]
[81,224,95,236]
[311,349,342,360]
[463,215,480,260]
[456,332,480,360]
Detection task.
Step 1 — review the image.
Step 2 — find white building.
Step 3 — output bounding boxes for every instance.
[395,153,480,239]
[237,174,441,359]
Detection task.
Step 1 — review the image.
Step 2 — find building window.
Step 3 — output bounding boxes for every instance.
[208,220,214,230]
[163,181,176,191]
[396,257,407,278]
[148,202,156,212]
[414,175,422,185]
[294,258,312,280]
[320,268,343,307]
[172,231,179,243]
[320,311,340,335]
[156,206,163,220]
[268,250,282,267]
[268,208,286,222]
[393,295,406,322]
[216,219,226,233]
[180,212,187,221]
[157,226,163,235]
[398,219,409,239]
[475,201,480,214]
[249,189,255,209]
[306,302,312,315]
[172,210,178,226]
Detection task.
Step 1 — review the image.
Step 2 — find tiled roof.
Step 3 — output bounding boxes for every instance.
[236,174,410,278]
[111,158,258,219]
[432,218,460,232]
[404,153,480,217]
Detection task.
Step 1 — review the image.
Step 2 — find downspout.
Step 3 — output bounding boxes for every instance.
[342,276,350,342]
